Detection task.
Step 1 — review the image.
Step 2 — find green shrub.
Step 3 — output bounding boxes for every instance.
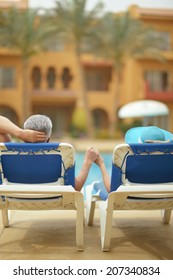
[70,108,87,137]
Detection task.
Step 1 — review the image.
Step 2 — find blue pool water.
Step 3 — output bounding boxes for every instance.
[75,152,112,187]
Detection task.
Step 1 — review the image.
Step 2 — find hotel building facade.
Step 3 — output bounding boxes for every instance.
[0,0,173,136]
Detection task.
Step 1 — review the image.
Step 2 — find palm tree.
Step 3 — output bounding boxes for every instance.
[0,7,56,122]
[53,0,104,138]
[92,12,164,137]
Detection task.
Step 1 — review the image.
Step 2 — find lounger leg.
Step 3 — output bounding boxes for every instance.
[75,193,84,251]
[86,184,95,226]
[99,200,114,252]
[86,199,96,226]
[161,209,172,224]
[1,210,9,227]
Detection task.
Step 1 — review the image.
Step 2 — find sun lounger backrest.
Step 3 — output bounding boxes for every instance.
[1,154,61,184]
[110,143,173,192]
[126,154,173,184]
[0,142,75,186]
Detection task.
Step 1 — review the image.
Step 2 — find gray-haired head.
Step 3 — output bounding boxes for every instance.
[24,114,52,141]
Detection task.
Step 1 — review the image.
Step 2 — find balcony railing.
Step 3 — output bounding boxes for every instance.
[31,89,77,104]
[145,83,173,101]
[31,89,76,97]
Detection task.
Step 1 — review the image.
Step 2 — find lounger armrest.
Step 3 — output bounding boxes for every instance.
[0,184,75,196]
[116,184,173,194]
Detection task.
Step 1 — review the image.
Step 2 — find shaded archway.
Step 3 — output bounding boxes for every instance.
[92,108,109,130]
[47,67,56,89]
[0,106,18,124]
[61,67,73,89]
[31,66,41,89]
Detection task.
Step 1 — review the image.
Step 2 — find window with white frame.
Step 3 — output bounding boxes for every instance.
[0,66,16,88]
[45,38,64,51]
[153,31,171,51]
[145,71,171,92]
[85,66,112,91]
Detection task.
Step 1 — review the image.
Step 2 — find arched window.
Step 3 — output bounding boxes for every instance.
[61,67,73,89]
[0,107,18,124]
[93,108,109,130]
[31,66,41,89]
[47,67,56,89]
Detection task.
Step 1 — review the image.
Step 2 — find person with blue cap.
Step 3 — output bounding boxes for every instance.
[92,125,173,201]
[125,126,173,144]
